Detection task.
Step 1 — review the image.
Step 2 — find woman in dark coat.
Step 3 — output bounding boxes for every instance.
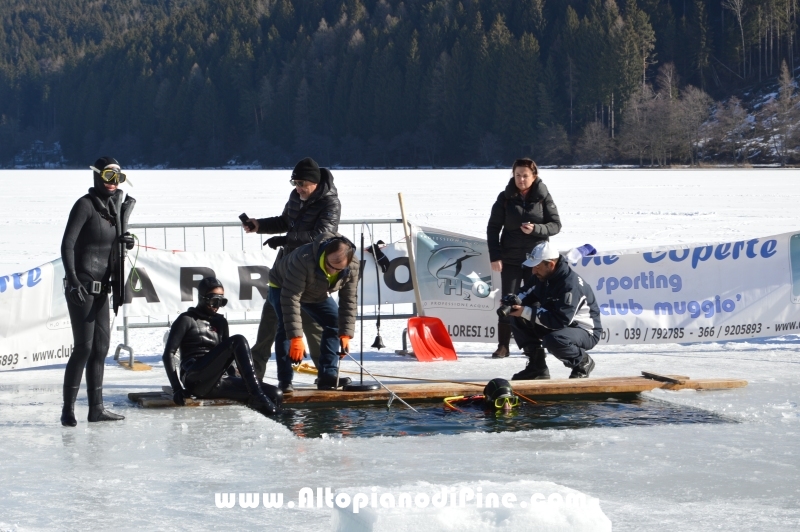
[486,158,562,358]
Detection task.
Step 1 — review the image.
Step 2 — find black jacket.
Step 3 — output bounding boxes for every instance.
[517,257,602,335]
[257,167,341,262]
[487,178,561,266]
[161,306,230,392]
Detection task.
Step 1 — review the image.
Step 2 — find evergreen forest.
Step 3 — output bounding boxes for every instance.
[2,0,800,167]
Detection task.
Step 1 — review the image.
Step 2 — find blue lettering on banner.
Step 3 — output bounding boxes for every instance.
[581,255,619,266]
[625,239,780,269]
[654,294,738,318]
[0,267,42,293]
[599,299,644,316]
[27,268,42,287]
[596,273,682,295]
[599,294,739,318]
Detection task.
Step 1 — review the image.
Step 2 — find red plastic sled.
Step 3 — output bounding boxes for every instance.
[407,317,458,362]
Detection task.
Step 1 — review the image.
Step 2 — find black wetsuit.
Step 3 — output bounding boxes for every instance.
[61,186,134,422]
[162,307,282,406]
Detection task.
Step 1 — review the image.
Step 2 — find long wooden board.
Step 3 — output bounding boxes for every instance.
[127,375,747,408]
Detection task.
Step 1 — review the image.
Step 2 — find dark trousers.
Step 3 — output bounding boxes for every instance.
[268,287,341,383]
[251,292,322,380]
[63,292,110,393]
[181,335,281,403]
[511,318,599,368]
[499,264,525,326]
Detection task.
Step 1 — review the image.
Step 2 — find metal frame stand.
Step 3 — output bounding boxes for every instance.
[394,328,414,357]
[113,307,151,371]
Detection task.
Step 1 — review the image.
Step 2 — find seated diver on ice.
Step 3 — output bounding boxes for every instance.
[162,277,282,416]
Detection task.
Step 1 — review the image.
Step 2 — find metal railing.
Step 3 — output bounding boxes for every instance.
[114,218,414,363]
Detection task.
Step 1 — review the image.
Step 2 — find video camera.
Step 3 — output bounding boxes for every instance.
[496,294,522,318]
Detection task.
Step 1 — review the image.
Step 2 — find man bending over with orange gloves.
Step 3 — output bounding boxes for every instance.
[268,233,359,393]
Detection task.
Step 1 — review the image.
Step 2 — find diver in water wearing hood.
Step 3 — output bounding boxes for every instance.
[443,378,521,414]
[60,157,136,426]
[162,277,282,417]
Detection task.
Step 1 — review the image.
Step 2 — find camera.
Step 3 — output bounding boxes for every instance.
[496,294,522,318]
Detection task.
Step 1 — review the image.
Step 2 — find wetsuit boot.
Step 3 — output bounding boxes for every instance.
[232,338,278,416]
[492,323,512,358]
[511,344,550,380]
[87,388,125,422]
[61,385,79,427]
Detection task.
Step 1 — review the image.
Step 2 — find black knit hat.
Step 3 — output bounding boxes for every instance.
[291,157,321,184]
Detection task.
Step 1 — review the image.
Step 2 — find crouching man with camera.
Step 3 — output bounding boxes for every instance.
[503,241,602,380]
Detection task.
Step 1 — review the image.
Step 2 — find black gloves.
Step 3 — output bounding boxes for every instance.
[265,236,287,249]
[121,232,135,250]
[366,240,391,273]
[67,276,88,306]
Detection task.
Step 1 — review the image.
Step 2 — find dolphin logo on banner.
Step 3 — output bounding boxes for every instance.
[427,246,481,296]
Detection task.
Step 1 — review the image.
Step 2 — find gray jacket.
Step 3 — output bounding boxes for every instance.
[269,233,359,338]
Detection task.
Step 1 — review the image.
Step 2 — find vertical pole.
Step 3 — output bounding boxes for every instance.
[360,230,365,385]
[398,193,424,317]
[123,311,129,347]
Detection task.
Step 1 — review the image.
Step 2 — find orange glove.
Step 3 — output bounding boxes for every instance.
[289,337,306,362]
[338,336,351,359]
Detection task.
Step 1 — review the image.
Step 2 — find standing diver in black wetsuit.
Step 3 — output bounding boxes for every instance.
[162,277,282,417]
[60,157,136,427]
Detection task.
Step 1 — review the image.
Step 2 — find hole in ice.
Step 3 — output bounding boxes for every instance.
[276,395,733,439]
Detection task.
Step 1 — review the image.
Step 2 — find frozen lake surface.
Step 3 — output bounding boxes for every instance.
[1,168,799,531]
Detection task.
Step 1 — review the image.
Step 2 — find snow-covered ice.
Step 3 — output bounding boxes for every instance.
[0,168,799,531]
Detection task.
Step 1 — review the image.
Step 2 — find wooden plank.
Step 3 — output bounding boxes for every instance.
[283,376,747,406]
[128,375,748,408]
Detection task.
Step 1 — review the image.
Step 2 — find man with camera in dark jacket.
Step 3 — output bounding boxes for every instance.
[504,241,602,380]
[243,157,341,382]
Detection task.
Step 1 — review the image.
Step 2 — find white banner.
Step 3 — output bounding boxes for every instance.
[126,246,417,315]
[360,240,416,306]
[411,225,502,344]
[124,249,279,316]
[0,259,75,371]
[5,229,800,370]
[572,231,800,345]
[408,226,800,346]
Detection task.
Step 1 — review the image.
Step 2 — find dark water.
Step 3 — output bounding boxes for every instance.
[276,396,732,439]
